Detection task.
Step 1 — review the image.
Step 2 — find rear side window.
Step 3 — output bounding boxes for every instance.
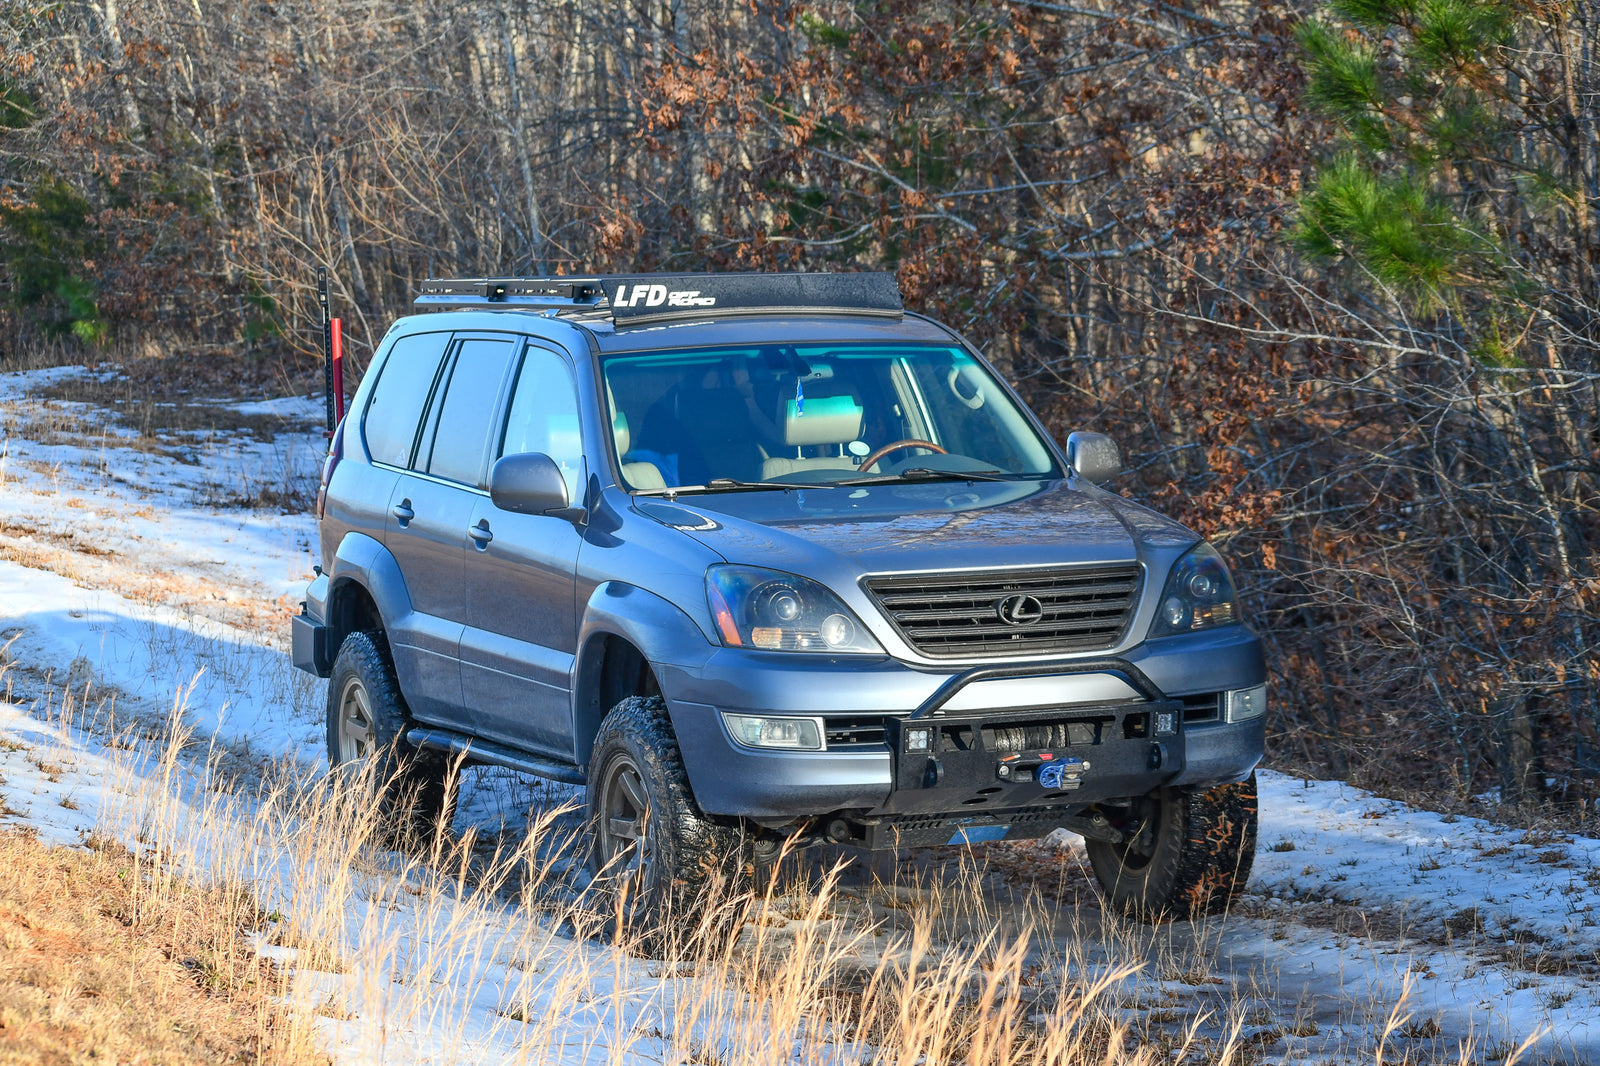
[426,337,519,486]
[364,332,450,467]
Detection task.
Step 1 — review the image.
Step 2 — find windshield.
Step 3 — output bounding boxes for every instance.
[600,343,1059,492]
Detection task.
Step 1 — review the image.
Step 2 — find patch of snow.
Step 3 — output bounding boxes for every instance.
[225,394,328,423]
[1256,773,1600,958]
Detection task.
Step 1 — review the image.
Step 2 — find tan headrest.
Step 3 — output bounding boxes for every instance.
[613,409,631,455]
[784,395,863,447]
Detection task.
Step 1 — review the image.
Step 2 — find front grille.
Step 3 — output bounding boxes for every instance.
[824,717,888,749]
[864,565,1142,659]
[1178,692,1221,724]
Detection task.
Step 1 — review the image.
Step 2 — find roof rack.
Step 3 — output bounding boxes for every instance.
[414,271,902,326]
[415,277,604,312]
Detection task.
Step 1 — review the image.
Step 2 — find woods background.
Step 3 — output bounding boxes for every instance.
[2,0,1596,809]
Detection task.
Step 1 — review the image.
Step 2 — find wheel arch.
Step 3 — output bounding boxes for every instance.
[572,581,716,768]
[324,532,415,653]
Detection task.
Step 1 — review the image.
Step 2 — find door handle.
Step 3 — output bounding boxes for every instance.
[468,519,493,548]
[392,500,414,525]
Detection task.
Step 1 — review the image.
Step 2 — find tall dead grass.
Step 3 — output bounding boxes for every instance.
[3,663,1553,1066]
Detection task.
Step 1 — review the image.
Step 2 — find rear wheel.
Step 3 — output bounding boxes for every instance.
[1085,773,1258,922]
[326,631,454,847]
[587,696,748,926]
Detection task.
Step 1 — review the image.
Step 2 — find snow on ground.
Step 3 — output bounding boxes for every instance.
[4,360,1600,1063]
[1255,776,1600,957]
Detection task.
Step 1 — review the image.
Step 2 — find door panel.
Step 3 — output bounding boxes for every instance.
[461,345,586,757]
[460,505,582,754]
[384,474,473,723]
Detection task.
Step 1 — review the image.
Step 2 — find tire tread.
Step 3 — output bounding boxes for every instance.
[1087,772,1258,922]
[589,696,746,919]
[326,630,453,844]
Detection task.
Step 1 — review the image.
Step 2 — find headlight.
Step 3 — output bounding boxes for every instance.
[705,565,884,654]
[1149,542,1240,637]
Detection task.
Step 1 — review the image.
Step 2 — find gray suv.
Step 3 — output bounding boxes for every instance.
[292,272,1265,921]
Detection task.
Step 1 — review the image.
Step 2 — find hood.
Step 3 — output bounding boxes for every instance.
[632,478,1197,578]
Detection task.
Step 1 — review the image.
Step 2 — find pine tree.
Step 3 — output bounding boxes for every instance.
[1293,0,1591,364]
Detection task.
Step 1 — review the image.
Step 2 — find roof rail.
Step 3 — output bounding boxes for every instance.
[414,271,902,326]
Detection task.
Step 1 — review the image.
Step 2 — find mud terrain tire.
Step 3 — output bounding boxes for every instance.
[588,696,747,927]
[326,630,454,847]
[1086,772,1258,922]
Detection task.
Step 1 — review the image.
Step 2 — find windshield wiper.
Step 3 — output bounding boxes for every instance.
[835,467,1012,486]
[635,477,793,497]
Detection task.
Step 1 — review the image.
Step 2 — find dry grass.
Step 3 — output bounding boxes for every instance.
[0,516,302,638]
[0,358,323,521]
[0,653,1563,1066]
[73,708,1552,1066]
[0,827,325,1064]
[29,354,318,433]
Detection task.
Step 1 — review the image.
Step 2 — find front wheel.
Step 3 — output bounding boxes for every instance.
[1085,773,1258,922]
[587,696,746,925]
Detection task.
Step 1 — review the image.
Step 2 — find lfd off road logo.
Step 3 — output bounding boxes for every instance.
[612,283,716,309]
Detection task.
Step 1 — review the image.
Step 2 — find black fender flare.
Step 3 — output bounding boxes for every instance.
[325,531,415,645]
[572,581,716,764]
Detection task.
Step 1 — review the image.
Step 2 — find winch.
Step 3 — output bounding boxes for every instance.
[996,751,1090,789]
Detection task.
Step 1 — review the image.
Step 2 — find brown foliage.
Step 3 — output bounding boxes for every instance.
[2,0,1598,806]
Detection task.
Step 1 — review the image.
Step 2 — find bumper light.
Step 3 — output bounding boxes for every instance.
[1224,685,1267,723]
[903,725,934,753]
[722,713,824,750]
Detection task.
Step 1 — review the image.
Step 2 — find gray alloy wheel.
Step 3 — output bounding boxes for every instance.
[593,749,656,898]
[336,673,379,764]
[325,630,454,846]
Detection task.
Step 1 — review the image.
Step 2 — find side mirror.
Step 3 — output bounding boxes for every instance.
[490,452,569,515]
[1065,432,1125,485]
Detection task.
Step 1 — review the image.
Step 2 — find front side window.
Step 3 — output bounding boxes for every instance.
[599,343,1057,491]
[363,331,451,468]
[425,338,518,485]
[500,348,585,503]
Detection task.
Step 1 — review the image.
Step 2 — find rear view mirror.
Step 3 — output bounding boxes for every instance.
[490,452,569,514]
[1065,432,1125,484]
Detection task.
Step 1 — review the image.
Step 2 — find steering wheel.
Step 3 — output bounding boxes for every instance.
[860,438,948,472]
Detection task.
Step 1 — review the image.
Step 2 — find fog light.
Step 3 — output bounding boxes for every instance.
[1225,685,1267,723]
[722,713,823,750]
[904,726,933,753]
[1155,711,1177,736]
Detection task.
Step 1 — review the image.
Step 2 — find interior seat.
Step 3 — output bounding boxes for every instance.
[673,386,766,483]
[761,395,865,479]
[612,409,666,490]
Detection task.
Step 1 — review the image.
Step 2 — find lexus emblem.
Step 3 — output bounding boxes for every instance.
[995,594,1045,627]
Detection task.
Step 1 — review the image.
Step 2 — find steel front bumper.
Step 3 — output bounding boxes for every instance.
[658,626,1266,831]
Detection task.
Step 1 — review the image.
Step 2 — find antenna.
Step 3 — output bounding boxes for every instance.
[317,267,333,434]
